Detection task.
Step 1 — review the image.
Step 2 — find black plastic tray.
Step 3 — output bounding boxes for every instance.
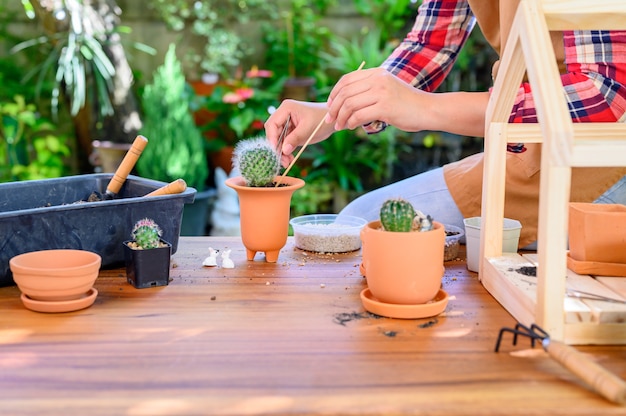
[0,174,196,286]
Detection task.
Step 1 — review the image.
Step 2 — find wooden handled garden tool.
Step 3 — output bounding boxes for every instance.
[101,135,148,199]
[144,179,187,197]
[495,323,626,405]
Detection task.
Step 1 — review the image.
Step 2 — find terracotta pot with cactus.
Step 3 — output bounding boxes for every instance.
[359,198,448,318]
[123,218,172,288]
[225,137,304,262]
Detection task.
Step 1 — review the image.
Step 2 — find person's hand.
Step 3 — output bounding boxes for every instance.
[265,99,334,167]
[326,67,433,132]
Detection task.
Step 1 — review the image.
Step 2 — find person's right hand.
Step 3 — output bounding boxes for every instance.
[265,99,334,167]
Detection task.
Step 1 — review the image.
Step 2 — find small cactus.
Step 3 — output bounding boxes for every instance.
[232,137,280,187]
[131,218,163,249]
[380,198,433,232]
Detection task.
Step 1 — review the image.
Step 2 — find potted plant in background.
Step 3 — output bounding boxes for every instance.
[124,218,171,289]
[359,198,448,319]
[12,1,153,174]
[193,66,284,174]
[261,0,334,101]
[225,137,305,262]
[136,43,212,236]
[148,0,276,81]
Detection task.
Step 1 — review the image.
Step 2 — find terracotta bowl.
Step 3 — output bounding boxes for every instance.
[9,249,101,302]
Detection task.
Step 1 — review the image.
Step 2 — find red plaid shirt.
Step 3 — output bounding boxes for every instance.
[366,0,626,141]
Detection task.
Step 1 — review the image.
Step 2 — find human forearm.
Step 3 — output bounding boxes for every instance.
[326,68,490,138]
[424,91,489,137]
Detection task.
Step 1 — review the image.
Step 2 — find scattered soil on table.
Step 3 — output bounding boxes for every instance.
[418,318,438,328]
[333,311,382,326]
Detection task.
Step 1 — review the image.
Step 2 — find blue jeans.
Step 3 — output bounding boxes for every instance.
[594,175,626,204]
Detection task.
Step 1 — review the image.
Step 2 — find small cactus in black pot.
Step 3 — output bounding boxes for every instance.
[130,218,163,249]
[124,217,171,288]
[232,137,280,187]
[380,198,433,232]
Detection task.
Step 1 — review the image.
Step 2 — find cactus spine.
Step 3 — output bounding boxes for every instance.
[232,137,281,187]
[131,218,163,249]
[380,198,416,232]
[379,198,434,232]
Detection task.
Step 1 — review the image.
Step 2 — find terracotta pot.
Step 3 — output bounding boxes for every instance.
[209,145,234,174]
[188,80,218,97]
[225,176,305,262]
[9,249,101,302]
[90,140,132,173]
[124,239,172,289]
[568,202,626,263]
[281,77,316,101]
[360,220,445,305]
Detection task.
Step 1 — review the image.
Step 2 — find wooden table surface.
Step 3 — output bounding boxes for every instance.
[0,237,624,415]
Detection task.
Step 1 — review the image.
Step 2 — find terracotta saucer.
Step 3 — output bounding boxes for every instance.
[360,288,449,319]
[567,253,626,277]
[21,288,98,313]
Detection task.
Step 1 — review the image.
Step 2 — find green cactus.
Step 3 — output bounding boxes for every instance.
[380,198,416,232]
[379,198,434,232]
[131,218,163,249]
[232,137,280,187]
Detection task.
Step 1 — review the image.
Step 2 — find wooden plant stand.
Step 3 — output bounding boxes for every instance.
[478,0,626,345]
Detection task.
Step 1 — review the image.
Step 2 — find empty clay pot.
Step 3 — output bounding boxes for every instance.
[10,249,101,302]
[568,202,626,264]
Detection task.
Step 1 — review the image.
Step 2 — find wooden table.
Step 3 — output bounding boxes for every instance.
[0,237,624,415]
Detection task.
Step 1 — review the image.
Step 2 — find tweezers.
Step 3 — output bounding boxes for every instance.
[566,289,626,305]
[276,114,290,153]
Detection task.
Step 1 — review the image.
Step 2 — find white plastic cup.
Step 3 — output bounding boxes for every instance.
[463,217,522,272]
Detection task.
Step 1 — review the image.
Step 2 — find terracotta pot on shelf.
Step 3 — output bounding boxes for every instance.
[567,202,626,276]
[360,220,446,305]
[568,202,626,263]
[225,176,305,262]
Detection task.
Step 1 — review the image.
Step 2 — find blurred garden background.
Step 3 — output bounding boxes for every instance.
[0,0,497,235]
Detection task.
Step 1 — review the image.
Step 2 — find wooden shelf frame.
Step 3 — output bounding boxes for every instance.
[478,0,626,344]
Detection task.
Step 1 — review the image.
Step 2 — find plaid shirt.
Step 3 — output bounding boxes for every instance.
[366,0,626,150]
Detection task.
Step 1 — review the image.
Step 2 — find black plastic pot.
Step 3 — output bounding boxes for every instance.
[123,239,172,289]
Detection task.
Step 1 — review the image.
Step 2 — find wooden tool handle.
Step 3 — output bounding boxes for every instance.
[545,339,626,405]
[144,179,187,197]
[106,135,148,195]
